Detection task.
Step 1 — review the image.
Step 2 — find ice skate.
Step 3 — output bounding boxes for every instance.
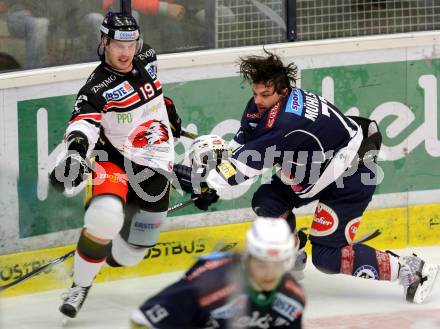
[290,230,308,280]
[291,250,307,281]
[398,254,439,304]
[59,283,91,318]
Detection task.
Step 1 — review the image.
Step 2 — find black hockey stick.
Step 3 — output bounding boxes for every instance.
[352,228,381,245]
[0,250,75,292]
[0,197,198,293]
[167,196,198,212]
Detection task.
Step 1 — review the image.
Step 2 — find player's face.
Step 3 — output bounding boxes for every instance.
[252,82,287,114]
[247,256,284,292]
[105,39,137,73]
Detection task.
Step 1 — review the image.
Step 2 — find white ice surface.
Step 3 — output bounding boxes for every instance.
[1,246,439,329]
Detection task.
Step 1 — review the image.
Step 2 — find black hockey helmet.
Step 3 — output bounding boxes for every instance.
[100,11,141,41]
[98,11,143,59]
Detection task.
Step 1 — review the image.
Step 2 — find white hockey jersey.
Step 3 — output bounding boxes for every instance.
[65,44,174,172]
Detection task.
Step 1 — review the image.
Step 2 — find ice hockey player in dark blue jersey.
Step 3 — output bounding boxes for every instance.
[130,217,305,329]
[173,51,438,304]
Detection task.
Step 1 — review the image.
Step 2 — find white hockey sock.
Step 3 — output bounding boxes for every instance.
[389,253,400,281]
[73,250,106,287]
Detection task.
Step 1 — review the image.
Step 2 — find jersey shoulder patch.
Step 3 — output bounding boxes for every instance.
[284,88,304,116]
[137,43,157,64]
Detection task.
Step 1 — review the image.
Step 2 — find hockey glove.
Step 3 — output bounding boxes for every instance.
[173,164,219,211]
[193,187,219,211]
[50,132,90,192]
[164,96,182,138]
[173,163,194,194]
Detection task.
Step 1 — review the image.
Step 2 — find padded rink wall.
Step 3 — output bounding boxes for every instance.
[1,31,440,296]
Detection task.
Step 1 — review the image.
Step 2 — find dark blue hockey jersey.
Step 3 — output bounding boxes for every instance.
[206,87,363,198]
[134,253,305,329]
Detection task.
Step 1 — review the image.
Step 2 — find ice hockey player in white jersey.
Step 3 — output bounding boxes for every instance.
[50,11,182,318]
[130,217,306,329]
[173,51,439,304]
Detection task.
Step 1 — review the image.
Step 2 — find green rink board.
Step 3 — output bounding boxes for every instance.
[16,59,440,237]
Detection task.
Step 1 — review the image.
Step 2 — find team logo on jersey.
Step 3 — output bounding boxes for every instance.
[145,63,157,79]
[103,81,134,101]
[272,293,303,321]
[353,265,379,279]
[129,120,169,148]
[265,102,281,128]
[345,217,361,243]
[285,88,304,116]
[310,202,339,237]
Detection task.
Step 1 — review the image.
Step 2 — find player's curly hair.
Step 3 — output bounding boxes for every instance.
[239,49,297,94]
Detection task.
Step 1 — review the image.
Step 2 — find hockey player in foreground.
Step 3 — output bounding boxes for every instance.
[174,51,439,304]
[50,11,182,318]
[130,217,306,329]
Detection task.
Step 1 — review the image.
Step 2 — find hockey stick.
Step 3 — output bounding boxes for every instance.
[0,197,198,293]
[180,129,198,140]
[2,128,201,292]
[352,228,381,245]
[167,196,198,212]
[0,250,75,292]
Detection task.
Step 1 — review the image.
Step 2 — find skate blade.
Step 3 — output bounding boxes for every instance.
[413,264,439,304]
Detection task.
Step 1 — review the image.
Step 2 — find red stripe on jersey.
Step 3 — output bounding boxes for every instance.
[284,278,306,304]
[104,93,141,111]
[76,248,106,264]
[340,245,355,275]
[376,250,391,280]
[154,79,162,90]
[69,114,102,124]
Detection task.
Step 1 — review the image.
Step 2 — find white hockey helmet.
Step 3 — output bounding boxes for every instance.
[189,134,227,168]
[245,217,297,271]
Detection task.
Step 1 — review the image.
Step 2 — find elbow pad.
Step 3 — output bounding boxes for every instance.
[66,131,89,157]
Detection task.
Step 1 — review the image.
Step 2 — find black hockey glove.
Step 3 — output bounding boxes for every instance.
[50,132,90,192]
[173,164,194,194]
[173,164,219,211]
[164,96,182,138]
[193,188,219,211]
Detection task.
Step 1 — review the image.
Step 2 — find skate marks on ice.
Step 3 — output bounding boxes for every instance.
[305,309,440,329]
[1,247,439,329]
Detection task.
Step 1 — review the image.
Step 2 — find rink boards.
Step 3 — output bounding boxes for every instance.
[1,31,440,297]
[1,203,439,297]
